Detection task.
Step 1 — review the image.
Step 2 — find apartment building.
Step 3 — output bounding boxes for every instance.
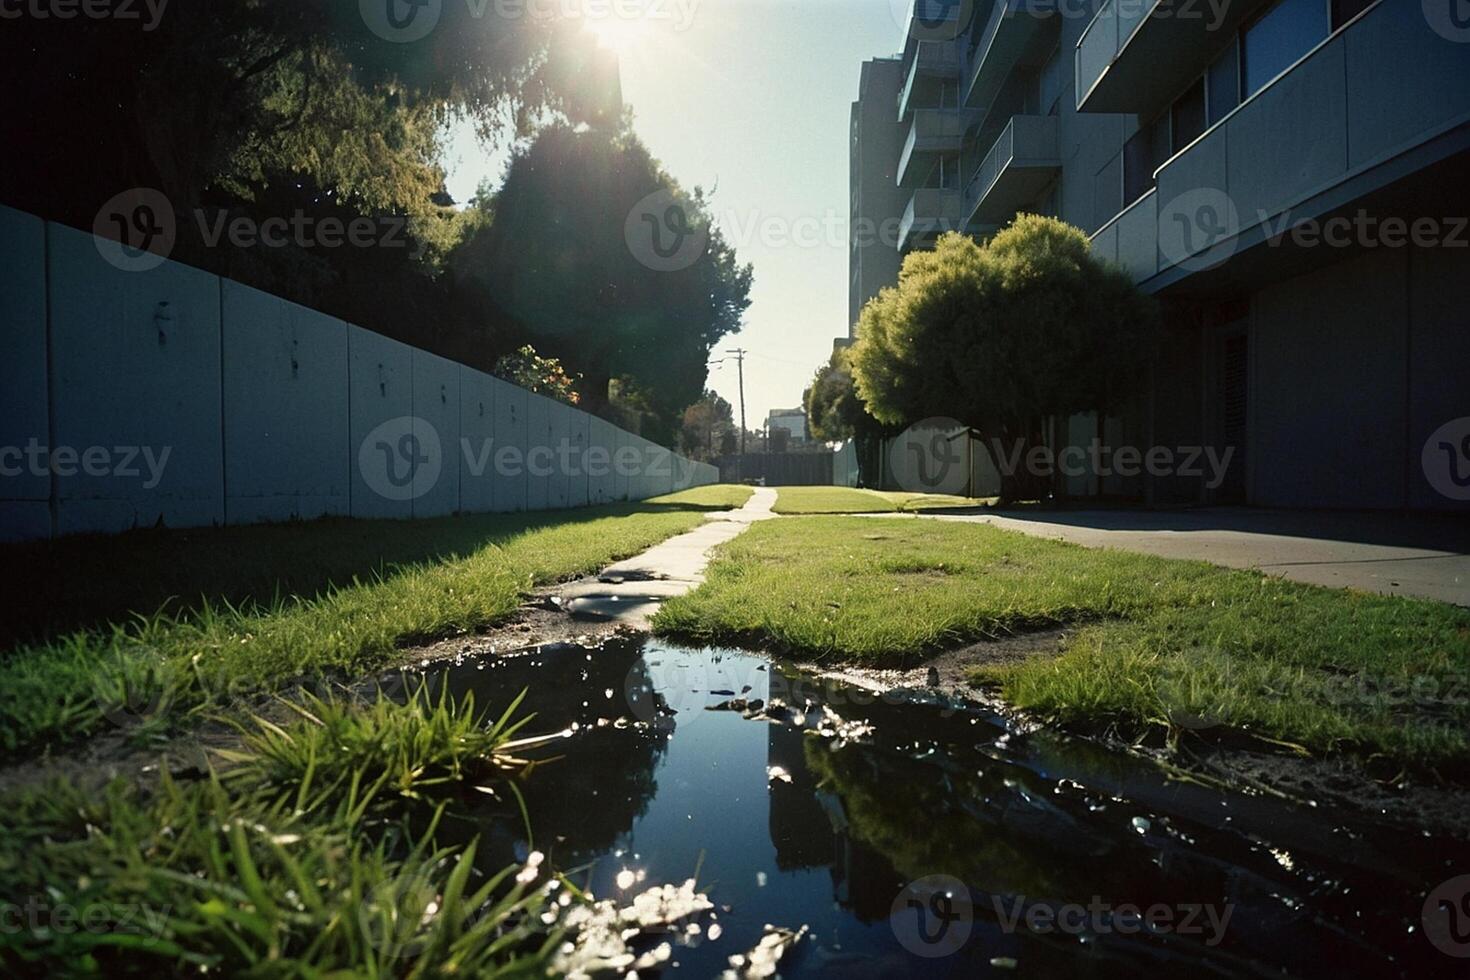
[849,56,912,332]
[850,0,1470,511]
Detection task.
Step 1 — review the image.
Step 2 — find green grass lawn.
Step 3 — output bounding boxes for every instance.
[645,483,754,511]
[0,504,708,752]
[653,516,1470,769]
[771,486,990,514]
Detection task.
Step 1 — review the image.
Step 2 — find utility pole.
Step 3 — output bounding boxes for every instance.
[727,347,748,456]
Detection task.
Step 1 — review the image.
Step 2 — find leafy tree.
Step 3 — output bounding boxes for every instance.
[454,124,752,426]
[0,2,603,232]
[680,391,735,461]
[803,347,880,443]
[494,346,582,406]
[850,217,1159,500]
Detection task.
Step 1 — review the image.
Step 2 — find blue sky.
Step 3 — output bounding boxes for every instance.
[442,0,906,429]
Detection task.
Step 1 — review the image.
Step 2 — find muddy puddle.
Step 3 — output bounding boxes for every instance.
[385,638,1468,977]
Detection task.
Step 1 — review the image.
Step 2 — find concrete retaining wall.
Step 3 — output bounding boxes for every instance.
[0,204,715,541]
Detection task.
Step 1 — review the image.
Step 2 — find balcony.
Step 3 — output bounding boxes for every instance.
[899,187,967,251]
[1075,0,1272,115]
[898,39,963,120]
[963,0,1059,125]
[897,108,971,187]
[1087,0,1470,287]
[966,114,1060,225]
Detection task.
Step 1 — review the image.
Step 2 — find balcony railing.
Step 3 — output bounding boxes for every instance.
[964,0,1058,120]
[1087,0,1470,284]
[898,39,962,120]
[897,108,971,187]
[899,187,967,251]
[1074,0,1271,114]
[966,114,1059,225]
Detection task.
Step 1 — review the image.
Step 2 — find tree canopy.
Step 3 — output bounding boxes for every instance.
[455,124,752,424]
[851,217,1158,436]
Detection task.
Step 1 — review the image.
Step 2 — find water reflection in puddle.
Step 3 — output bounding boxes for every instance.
[398,637,1466,978]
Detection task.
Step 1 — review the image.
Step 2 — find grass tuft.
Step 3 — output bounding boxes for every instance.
[220,682,536,804]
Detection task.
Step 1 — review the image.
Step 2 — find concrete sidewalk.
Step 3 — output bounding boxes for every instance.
[560,487,778,624]
[909,507,1469,606]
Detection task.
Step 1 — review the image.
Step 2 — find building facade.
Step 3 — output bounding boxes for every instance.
[850,0,1470,511]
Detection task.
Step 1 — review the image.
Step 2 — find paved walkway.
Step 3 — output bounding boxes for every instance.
[560,487,778,625]
[906,507,1470,606]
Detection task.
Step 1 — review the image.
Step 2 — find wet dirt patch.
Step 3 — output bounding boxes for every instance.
[800,628,1070,706]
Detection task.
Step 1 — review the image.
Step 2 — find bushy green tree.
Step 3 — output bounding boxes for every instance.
[804,347,880,443]
[850,217,1159,499]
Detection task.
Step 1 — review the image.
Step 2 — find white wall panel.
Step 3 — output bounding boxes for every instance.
[491,377,528,513]
[348,326,414,520]
[222,282,349,524]
[49,224,222,535]
[411,350,461,519]
[459,367,498,514]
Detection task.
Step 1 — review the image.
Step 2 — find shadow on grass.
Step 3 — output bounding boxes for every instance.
[0,500,715,651]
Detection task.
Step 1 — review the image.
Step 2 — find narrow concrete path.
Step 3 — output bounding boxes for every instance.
[886,507,1469,606]
[559,487,777,625]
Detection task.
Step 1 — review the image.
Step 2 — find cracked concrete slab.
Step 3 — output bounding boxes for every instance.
[560,487,776,625]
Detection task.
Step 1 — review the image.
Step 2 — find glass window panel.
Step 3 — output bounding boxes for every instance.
[1207,39,1240,124]
[1242,0,1329,98]
[1172,78,1207,152]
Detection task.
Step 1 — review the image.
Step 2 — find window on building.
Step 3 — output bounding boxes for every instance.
[1241,0,1329,98]
[1171,78,1206,152]
[1122,111,1170,205]
[1206,40,1240,125]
